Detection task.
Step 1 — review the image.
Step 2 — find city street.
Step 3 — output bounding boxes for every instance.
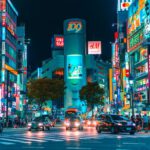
[0,127,150,150]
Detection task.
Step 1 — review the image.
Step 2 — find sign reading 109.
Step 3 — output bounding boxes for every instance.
[67,21,82,33]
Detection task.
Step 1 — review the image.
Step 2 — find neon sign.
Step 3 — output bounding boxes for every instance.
[148,55,150,87]
[55,36,64,48]
[128,29,144,52]
[0,0,6,12]
[67,21,82,33]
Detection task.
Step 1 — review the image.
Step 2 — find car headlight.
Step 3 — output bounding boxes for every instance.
[117,123,122,126]
[38,123,43,126]
[64,121,70,126]
[93,121,97,125]
[132,123,136,126]
[87,121,91,125]
[28,123,32,126]
[75,122,80,127]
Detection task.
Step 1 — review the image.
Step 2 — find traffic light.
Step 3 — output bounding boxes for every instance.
[145,0,150,16]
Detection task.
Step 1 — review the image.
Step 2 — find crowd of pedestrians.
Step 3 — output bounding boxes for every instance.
[0,117,27,128]
[130,113,150,132]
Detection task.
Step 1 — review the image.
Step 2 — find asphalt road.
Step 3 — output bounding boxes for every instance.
[0,127,150,150]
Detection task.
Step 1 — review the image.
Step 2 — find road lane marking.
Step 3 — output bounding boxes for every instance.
[12,137,46,142]
[0,138,31,144]
[66,147,92,150]
[123,142,146,145]
[0,141,15,145]
[22,147,45,149]
[46,138,64,141]
[116,149,130,150]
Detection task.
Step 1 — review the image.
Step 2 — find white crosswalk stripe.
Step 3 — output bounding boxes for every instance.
[0,141,15,145]
[0,132,149,145]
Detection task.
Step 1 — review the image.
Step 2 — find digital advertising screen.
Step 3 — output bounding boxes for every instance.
[128,0,148,37]
[67,55,83,79]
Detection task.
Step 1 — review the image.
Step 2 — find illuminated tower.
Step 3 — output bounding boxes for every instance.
[64,19,86,111]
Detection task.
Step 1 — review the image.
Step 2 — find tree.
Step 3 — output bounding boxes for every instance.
[27,78,66,109]
[80,82,105,116]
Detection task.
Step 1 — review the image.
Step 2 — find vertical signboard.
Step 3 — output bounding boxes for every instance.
[109,69,113,102]
[148,55,150,87]
[0,87,1,115]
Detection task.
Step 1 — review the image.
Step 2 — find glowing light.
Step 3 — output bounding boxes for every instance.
[67,21,82,33]
[88,41,101,55]
[55,36,64,47]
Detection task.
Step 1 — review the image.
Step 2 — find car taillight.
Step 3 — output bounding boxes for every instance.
[75,122,80,127]
[87,121,91,125]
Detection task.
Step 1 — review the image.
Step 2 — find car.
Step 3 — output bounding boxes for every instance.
[27,117,51,131]
[64,117,84,131]
[49,118,57,127]
[96,114,136,135]
[41,115,57,127]
[85,118,97,127]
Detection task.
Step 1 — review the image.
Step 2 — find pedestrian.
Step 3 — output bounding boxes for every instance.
[131,115,136,123]
[143,113,149,133]
[136,115,143,132]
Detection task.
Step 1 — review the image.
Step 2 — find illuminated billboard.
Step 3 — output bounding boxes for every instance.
[51,35,64,49]
[88,41,101,55]
[127,0,147,37]
[67,21,82,33]
[0,0,6,12]
[118,0,132,11]
[54,35,64,48]
[67,55,83,79]
[64,19,86,34]
[127,0,150,52]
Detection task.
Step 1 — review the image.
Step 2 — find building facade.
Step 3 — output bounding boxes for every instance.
[0,0,28,117]
[127,0,150,114]
[0,0,18,117]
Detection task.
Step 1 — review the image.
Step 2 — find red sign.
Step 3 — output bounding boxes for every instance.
[0,0,6,11]
[55,36,64,48]
[125,69,130,77]
[88,41,101,54]
[115,43,119,68]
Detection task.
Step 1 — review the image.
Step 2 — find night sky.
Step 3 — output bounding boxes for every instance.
[12,0,117,71]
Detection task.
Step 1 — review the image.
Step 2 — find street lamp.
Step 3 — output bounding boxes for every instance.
[129,75,134,117]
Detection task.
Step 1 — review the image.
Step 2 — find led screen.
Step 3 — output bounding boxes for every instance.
[67,55,83,79]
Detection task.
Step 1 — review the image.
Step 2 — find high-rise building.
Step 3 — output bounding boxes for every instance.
[127,0,150,114]
[0,0,28,118]
[16,25,28,116]
[0,0,18,116]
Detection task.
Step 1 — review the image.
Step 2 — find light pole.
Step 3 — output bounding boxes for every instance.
[129,75,134,117]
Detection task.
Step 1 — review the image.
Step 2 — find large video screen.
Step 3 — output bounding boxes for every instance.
[67,55,83,79]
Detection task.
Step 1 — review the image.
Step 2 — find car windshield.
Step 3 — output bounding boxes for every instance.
[111,115,129,121]
[70,117,80,121]
[33,117,44,122]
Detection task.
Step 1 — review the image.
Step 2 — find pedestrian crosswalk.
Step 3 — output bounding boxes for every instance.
[0,130,149,146]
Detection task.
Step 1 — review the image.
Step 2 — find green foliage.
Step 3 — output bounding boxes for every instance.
[80,82,105,108]
[27,78,66,106]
